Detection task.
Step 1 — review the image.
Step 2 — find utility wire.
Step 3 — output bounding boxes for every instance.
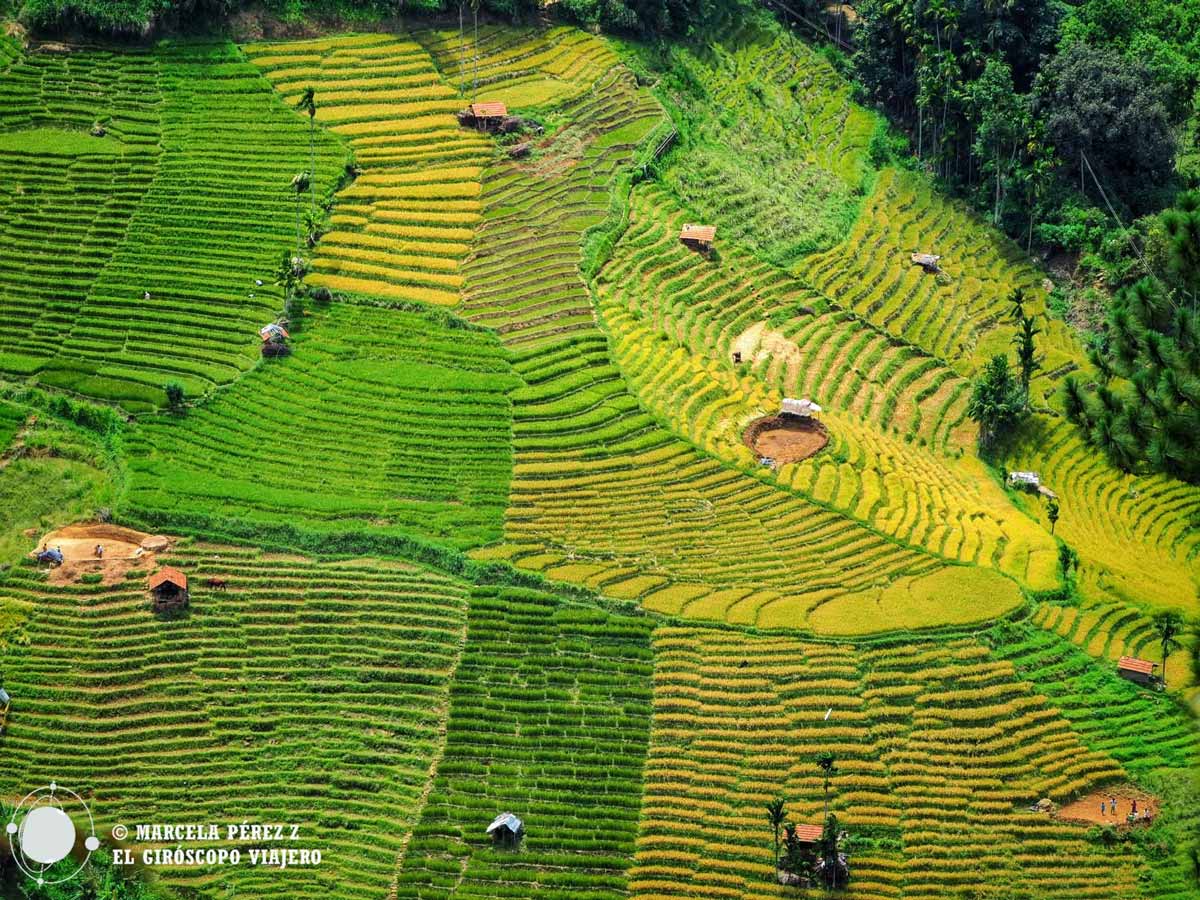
[761,0,855,52]
[1081,150,1177,311]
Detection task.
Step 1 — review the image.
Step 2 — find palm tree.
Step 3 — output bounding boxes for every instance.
[1008,287,1026,324]
[296,87,318,214]
[1152,610,1186,687]
[816,752,837,819]
[290,172,310,250]
[1012,313,1040,397]
[766,797,786,872]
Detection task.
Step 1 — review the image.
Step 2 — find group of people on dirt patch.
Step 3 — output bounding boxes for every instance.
[1100,796,1153,824]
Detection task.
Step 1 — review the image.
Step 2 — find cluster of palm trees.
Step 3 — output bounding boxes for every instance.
[766,752,846,889]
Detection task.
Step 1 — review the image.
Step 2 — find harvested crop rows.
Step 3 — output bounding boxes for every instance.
[396,585,653,899]
[125,302,516,549]
[634,626,1144,900]
[246,34,490,306]
[0,543,470,900]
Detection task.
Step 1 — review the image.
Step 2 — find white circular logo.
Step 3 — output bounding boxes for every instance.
[6,783,99,886]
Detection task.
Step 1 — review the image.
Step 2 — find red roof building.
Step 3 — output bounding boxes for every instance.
[680,223,717,244]
[1117,655,1157,685]
[470,101,508,118]
[792,824,823,844]
[149,567,188,592]
[1118,656,1155,675]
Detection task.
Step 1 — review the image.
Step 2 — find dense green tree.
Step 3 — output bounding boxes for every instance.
[970,59,1029,225]
[1045,496,1059,533]
[967,355,1026,448]
[1034,43,1177,212]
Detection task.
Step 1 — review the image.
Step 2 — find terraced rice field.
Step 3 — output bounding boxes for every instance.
[125,302,517,549]
[416,23,617,108]
[0,43,346,409]
[245,34,491,307]
[396,585,653,898]
[0,19,1198,900]
[658,24,877,265]
[634,626,1153,900]
[448,52,956,628]
[596,183,1058,590]
[0,543,471,900]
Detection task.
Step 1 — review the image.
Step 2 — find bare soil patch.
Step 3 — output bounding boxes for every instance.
[743,415,829,465]
[31,523,172,586]
[1053,786,1159,828]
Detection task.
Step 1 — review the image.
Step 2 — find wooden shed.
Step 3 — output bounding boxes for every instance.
[680,223,716,254]
[149,567,189,612]
[1117,656,1157,686]
[459,101,508,132]
[486,812,524,850]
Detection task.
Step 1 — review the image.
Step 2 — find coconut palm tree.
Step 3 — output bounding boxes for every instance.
[1008,287,1026,324]
[290,172,310,250]
[296,87,318,214]
[816,752,837,819]
[766,797,786,872]
[1152,610,1186,687]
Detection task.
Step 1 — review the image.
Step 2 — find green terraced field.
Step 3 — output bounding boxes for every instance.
[0,18,1197,900]
[0,544,471,900]
[396,585,654,899]
[125,302,517,549]
[0,42,347,409]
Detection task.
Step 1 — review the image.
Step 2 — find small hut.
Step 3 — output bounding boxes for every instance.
[486,812,524,850]
[911,253,941,273]
[149,567,189,612]
[260,323,289,344]
[680,224,716,254]
[1007,471,1040,492]
[1117,656,1157,686]
[781,397,822,420]
[458,101,508,132]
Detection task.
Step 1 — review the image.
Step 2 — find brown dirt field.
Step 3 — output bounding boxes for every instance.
[30,524,172,586]
[1053,787,1158,828]
[743,415,829,465]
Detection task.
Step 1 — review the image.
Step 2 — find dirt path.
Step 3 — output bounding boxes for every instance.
[1054,787,1159,827]
[0,414,37,470]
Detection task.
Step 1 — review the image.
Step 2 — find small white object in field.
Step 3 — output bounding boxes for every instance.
[824,708,832,721]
